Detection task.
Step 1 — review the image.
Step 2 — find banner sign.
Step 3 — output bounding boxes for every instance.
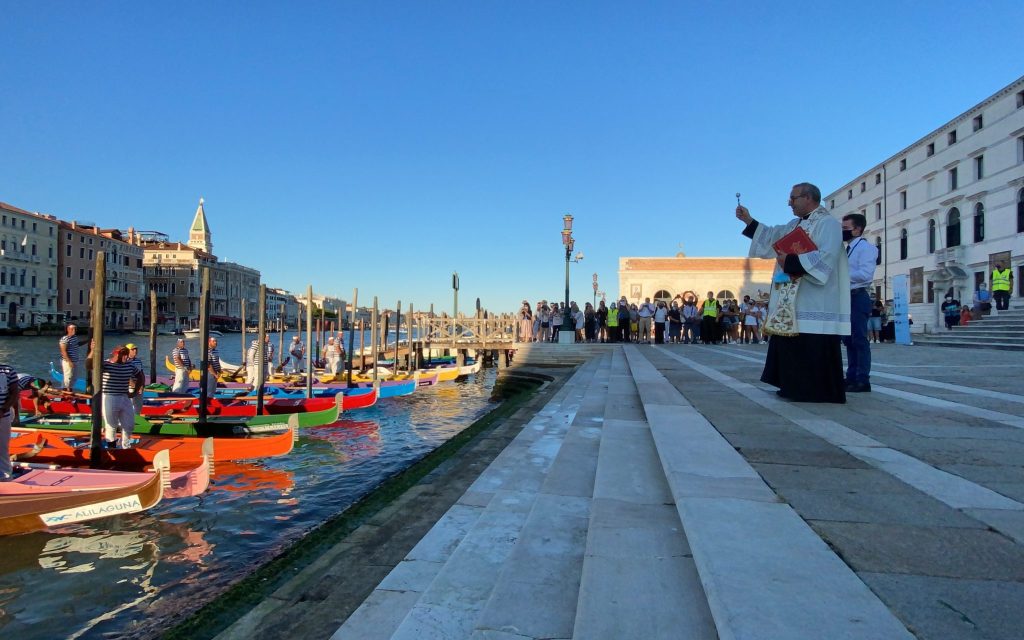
[892,274,912,345]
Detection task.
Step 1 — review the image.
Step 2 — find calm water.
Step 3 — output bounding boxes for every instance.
[0,333,500,639]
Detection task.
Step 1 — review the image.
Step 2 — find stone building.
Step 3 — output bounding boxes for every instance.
[0,202,59,328]
[825,75,1024,332]
[57,221,145,329]
[617,254,776,304]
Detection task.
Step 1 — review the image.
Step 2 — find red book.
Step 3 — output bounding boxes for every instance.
[772,226,817,254]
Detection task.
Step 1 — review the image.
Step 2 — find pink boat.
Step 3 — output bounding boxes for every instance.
[3,439,214,500]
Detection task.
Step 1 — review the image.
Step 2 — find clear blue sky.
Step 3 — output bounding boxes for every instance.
[2,1,1022,313]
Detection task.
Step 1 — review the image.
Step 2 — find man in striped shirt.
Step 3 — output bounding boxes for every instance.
[206,337,222,397]
[171,338,192,394]
[58,324,80,389]
[0,363,19,481]
[125,343,145,414]
[96,345,146,449]
[246,337,270,387]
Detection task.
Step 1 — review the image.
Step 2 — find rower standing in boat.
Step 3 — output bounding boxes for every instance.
[0,363,19,481]
[171,338,193,394]
[207,336,222,396]
[88,343,146,449]
[288,336,304,374]
[323,336,341,376]
[246,337,271,387]
[125,343,144,414]
[58,324,80,390]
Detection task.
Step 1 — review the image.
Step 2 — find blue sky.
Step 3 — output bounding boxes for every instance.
[2,1,1022,313]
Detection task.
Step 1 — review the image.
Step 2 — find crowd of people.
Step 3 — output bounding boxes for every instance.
[516,294,773,345]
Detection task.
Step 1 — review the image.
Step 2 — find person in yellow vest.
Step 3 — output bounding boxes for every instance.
[606,304,619,343]
[991,262,1013,311]
[700,291,720,344]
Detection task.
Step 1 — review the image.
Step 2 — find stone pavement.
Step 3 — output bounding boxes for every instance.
[234,341,1024,639]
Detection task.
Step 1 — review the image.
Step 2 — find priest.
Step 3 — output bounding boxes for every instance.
[735,183,850,403]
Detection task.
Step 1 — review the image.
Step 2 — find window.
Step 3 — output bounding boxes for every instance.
[927,142,935,156]
[65,267,70,277]
[946,208,961,248]
[860,182,866,193]
[875,202,882,221]
[900,229,908,260]
[79,247,84,259]
[948,130,957,145]
[66,244,71,257]
[1019,136,1024,163]
[949,167,958,191]
[973,115,983,131]
[830,199,835,209]
[974,203,985,242]
[79,269,84,279]
[975,155,984,180]
[875,173,881,184]
[848,189,853,200]
[1018,90,1024,108]
[79,290,84,304]
[875,237,882,265]
[928,219,936,253]
[927,280,934,304]
[1018,189,1024,233]
[88,249,93,260]
[899,158,907,171]
[900,190,907,210]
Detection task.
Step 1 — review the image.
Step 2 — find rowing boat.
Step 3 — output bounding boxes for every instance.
[7,438,213,500]
[8,419,297,467]
[0,450,167,535]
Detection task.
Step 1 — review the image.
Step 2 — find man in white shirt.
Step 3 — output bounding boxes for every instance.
[842,213,878,392]
[637,297,656,344]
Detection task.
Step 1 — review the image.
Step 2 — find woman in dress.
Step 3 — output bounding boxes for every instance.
[518,301,533,343]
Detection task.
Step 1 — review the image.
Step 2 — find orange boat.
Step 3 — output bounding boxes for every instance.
[8,416,297,469]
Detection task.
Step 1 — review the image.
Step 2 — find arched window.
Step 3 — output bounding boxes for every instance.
[973,203,985,242]
[717,290,735,300]
[1017,189,1024,233]
[653,289,672,302]
[875,237,882,266]
[946,208,961,248]
[900,229,908,260]
[927,219,936,254]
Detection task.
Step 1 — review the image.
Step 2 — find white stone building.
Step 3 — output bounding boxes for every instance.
[0,202,59,328]
[826,76,1024,332]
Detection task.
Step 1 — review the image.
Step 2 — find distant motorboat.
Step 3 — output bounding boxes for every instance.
[183,329,222,338]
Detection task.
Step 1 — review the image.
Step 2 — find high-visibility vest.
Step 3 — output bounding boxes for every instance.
[607,308,618,327]
[992,268,1011,292]
[701,299,718,317]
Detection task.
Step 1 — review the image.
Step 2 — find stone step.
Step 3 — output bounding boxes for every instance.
[622,346,915,640]
[573,347,716,640]
[332,357,604,640]
[911,338,1024,351]
[469,357,610,639]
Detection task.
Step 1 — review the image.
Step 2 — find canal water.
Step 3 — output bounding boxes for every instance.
[0,333,502,639]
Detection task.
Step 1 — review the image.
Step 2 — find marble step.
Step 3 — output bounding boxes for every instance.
[469,358,610,639]
[573,347,717,640]
[623,346,915,640]
[332,357,603,640]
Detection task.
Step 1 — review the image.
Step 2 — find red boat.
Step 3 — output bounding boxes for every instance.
[8,418,297,469]
[21,391,337,418]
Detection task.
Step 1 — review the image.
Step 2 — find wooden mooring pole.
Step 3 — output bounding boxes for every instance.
[88,252,106,467]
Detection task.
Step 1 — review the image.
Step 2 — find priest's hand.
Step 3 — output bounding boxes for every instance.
[775,249,789,269]
[736,205,752,225]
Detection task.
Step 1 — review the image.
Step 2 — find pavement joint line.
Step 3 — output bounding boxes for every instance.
[652,346,1024,523]
[688,345,1024,428]
[623,345,915,640]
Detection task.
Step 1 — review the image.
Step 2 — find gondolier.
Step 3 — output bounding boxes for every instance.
[170,338,192,394]
[88,343,146,449]
[58,324,80,390]
[125,343,144,414]
[288,336,304,374]
[323,336,342,375]
[0,363,19,481]
[246,337,271,386]
[206,337,222,396]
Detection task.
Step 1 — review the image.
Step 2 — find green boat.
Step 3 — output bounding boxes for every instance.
[16,412,302,438]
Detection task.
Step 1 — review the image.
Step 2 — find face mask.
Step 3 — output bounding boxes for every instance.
[842,229,854,242]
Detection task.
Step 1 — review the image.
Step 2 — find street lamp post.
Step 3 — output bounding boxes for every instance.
[560,214,583,344]
[592,273,598,308]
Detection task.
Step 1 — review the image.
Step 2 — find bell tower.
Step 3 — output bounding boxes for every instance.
[188,197,212,254]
